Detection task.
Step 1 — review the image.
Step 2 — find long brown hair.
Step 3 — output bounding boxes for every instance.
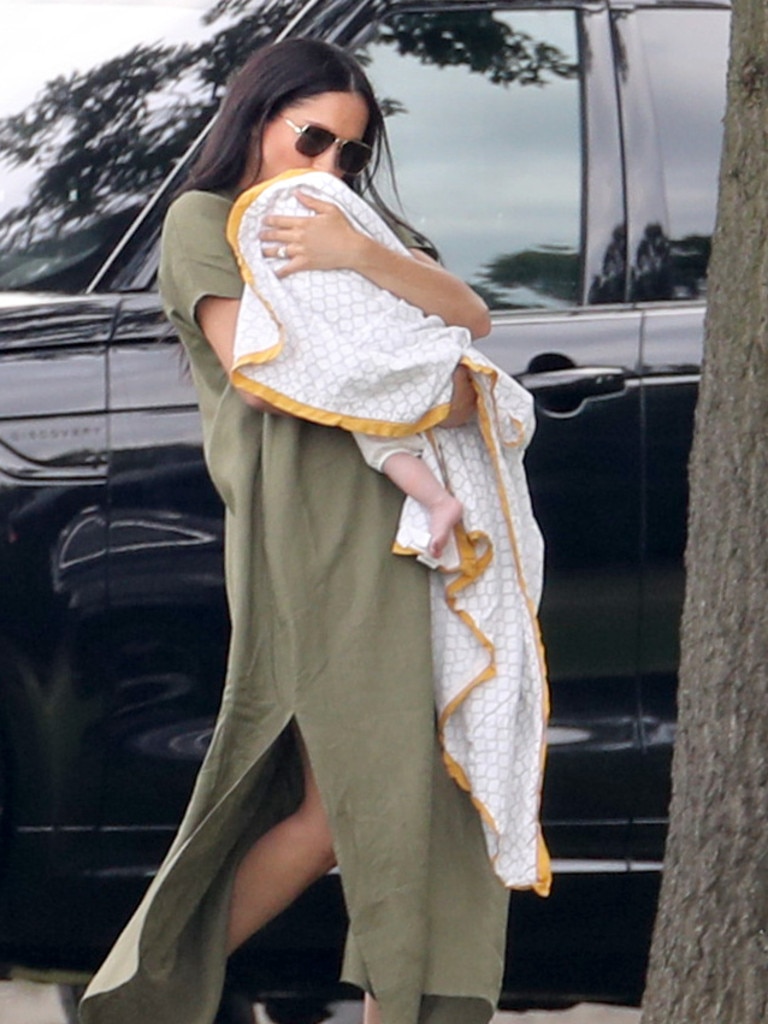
[182,37,431,249]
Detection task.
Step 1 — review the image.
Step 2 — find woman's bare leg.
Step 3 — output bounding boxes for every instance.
[363,994,382,1024]
[226,732,336,953]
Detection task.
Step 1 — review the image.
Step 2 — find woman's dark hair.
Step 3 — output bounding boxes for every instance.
[186,38,383,194]
[182,37,432,250]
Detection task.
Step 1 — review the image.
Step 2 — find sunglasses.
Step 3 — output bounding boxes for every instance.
[284,117,373,176]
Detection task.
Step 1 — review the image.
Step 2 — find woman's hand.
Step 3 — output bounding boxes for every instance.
[261,192,365,276]
[441,365,477,427]
[262,191,491,340]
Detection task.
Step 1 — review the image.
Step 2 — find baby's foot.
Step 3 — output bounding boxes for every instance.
[427,493,463,559]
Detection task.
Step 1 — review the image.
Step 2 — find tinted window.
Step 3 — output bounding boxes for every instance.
[638,9,728,300]
[356,8,582,310]
[0,0,303,293]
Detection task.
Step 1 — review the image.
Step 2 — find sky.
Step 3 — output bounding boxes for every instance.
[0,0,214,117]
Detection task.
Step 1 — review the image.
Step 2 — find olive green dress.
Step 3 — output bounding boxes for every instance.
[78,190,509,1024]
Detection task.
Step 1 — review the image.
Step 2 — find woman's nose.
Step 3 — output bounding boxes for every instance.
[311,145,342,177]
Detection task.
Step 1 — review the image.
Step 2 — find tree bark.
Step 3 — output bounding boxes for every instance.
[640,1,768,1021]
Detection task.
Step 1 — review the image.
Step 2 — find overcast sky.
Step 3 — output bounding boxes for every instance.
[0,0,214,116]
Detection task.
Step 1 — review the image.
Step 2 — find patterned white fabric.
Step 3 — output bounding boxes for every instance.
[228,170,550,892]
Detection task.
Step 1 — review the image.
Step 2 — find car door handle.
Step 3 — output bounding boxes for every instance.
[518,365,627,413]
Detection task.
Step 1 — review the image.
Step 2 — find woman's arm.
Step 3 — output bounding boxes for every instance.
[260,192,491,340]
[359,246,491,341]
[197,293,475,423]
[196,296,283,413]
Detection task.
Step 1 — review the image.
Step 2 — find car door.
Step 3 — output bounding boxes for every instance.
[347,2,645,866]
[97,293,228,894]
[612,2,730,863]
[0,0,308,955]
[0,296,111,948]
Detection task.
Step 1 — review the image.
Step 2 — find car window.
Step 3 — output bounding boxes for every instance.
[637,8,728,300]
[355,8,582,311]
[0,0,303,294]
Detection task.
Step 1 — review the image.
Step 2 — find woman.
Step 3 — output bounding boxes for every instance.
[79,38,511,1024]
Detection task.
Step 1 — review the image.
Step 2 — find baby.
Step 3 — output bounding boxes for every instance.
[228,169,472,568]
[353,432,463,564]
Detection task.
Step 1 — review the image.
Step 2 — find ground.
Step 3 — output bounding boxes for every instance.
[0,980,641,1024]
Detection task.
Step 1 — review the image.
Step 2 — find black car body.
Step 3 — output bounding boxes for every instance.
[0,0,730,1006]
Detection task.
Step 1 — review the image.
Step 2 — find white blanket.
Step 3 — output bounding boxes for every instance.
[228,170,550,893]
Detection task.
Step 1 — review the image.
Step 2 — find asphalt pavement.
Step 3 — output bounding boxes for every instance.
[0,981,641,1024]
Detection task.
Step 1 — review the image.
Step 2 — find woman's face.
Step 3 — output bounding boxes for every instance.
[255,90,370,184]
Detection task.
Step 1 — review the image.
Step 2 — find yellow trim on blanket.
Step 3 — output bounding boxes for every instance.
[461,354,528,448]
[436,526,499,838]
[409,376,551,897]
[235,339,283,364]
[225,177,315,370]
[470,364,551,897]
[231,364,452,436]
[226,188,287,367]
[227,171,454,436]
[464,360,551,890]
[443,749,499,832]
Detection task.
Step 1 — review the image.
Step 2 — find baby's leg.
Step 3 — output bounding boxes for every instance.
[382,451,462,559]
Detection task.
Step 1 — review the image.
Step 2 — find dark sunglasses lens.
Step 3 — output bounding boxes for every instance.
[338,141,372,175]
[295,125,335,158]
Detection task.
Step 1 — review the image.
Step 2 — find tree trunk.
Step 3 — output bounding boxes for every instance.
[640,1,768,1021]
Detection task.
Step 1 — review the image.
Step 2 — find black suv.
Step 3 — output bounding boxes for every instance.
[0,0,730,1007]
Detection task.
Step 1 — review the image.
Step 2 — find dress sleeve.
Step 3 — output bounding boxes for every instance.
[158,190,244,337]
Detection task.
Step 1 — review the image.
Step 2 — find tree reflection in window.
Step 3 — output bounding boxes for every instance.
[637,9,727,300]
[0,0,306,293]
[358,9,582,310]
[0,2,582,306]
